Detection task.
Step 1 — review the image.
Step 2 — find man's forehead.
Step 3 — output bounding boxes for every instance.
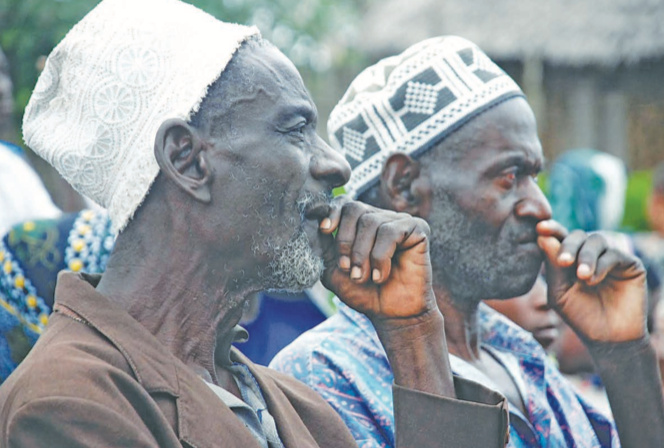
[234,46,316,121]
[242,46,310,101]
[460,99,542,165]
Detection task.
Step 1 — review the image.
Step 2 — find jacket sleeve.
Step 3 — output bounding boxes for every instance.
[393,376,510,447]
[7,397,161,448]
[587,336,664,448]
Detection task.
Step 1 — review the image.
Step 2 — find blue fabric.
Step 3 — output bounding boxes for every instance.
[548,149,608,232]
[270,301,619,448]
[0,210,114,381]
[238,293,327,366]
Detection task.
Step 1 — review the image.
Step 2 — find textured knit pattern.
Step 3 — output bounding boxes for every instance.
[22,0,259,232]
[271,302,619,448]
[327,36,523,199]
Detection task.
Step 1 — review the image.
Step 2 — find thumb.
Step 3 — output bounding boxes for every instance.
[538,235,574,309]
[537,235,561,263]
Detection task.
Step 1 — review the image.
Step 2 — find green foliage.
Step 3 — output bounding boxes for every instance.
[621,170,652,232]
[0,0,365,121]
[0,0,100,120]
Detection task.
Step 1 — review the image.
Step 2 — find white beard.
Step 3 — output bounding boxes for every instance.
[255,229,324,293]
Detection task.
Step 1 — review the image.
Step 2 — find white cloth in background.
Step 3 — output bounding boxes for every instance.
[0,142,60,235]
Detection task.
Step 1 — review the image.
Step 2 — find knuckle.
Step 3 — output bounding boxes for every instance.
[377,221,399,238]
[568,229,587,241]
[415,218,431,236]
[341,201,367,217]
[587,232,607,245]
[337,240,353,253]
[357,212,381,230]
[351,248,368,262]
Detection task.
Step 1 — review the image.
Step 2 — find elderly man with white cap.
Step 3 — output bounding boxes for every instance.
[0,1,513,447]
[271,36,664,447]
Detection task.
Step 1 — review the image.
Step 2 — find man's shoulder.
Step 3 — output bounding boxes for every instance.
[0,313,135,410]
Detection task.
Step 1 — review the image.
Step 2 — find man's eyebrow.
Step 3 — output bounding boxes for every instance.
[278,103,317,124]
[487,153,542,172]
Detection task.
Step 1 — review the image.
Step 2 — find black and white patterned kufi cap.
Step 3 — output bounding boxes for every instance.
[328,36,524,198]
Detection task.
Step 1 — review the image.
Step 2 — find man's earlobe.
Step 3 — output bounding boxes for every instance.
[380,153,431,217]
[154,118,212,203]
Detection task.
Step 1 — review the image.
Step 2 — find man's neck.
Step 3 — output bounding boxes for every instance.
[96,224,254,389]
[432,283,482,361]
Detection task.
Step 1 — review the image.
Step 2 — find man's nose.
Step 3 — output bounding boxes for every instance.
[310,137,351,188]
[515,178,552,221]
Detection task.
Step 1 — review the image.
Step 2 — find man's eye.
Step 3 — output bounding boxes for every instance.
[498,169,517,188]
[289,123,306,136]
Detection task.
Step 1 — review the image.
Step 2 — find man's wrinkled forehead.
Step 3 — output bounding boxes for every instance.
[236,46,312,110]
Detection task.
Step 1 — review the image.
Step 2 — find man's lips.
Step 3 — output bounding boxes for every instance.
[303,202,332,222]
[532,325,559,348]
[515,229,539,245]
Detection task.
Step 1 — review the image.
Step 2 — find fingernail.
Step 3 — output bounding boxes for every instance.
[351,266,362,280]
[320,218,331,230]
[559,253,573,263]
[577,264,591,277]
[339,256,350,270]
[372,269,380,282]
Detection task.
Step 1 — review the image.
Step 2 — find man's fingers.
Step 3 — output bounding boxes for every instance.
[590,249,645,285]
[575,233,608,280]
[330,199,430,284]
[370,217,429,284]
[536,220,569,241]
[334,202,368,271]
[349,212,383,283]
[537,235,561,263]
[320,195,352,234]
[557,230,587,267]
[370,222,399,284]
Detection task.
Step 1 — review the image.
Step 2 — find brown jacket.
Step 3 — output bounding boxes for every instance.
[0,272,509,447]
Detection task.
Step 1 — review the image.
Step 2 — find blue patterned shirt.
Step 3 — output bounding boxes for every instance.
[270,301,619,448]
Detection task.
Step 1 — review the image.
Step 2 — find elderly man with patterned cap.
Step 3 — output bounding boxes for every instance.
[0,2,514,447]
[271,36,664,447]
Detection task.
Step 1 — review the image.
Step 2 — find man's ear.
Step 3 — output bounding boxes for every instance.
[380,153,431,217]
[154,118,212,203]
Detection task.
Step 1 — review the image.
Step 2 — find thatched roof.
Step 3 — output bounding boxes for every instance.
[360,0,664,66]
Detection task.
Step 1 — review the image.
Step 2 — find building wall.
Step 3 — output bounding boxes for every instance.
[495,58,664,171]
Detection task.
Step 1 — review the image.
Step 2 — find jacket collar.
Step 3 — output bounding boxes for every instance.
[54,272,182,395]
[53,272,328,448]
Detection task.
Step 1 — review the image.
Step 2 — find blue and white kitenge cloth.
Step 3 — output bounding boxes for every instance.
[270,301,619,448]
[0,209,114,381]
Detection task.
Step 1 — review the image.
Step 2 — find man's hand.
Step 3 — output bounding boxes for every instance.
[537,220,647,343]
[319,199,436,322]
[318,197,454,398]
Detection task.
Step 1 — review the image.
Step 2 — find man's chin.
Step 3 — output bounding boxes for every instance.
[302,219,333,259]
[497,267,541,299]
[259,229,325,293]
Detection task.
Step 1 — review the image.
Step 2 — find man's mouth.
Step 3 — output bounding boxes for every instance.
[532,325,560,349]
[515,228,539,245]
[298,191,333,223]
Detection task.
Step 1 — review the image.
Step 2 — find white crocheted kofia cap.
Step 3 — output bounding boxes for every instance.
[328,36,524,199]
[23,0,259,233]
